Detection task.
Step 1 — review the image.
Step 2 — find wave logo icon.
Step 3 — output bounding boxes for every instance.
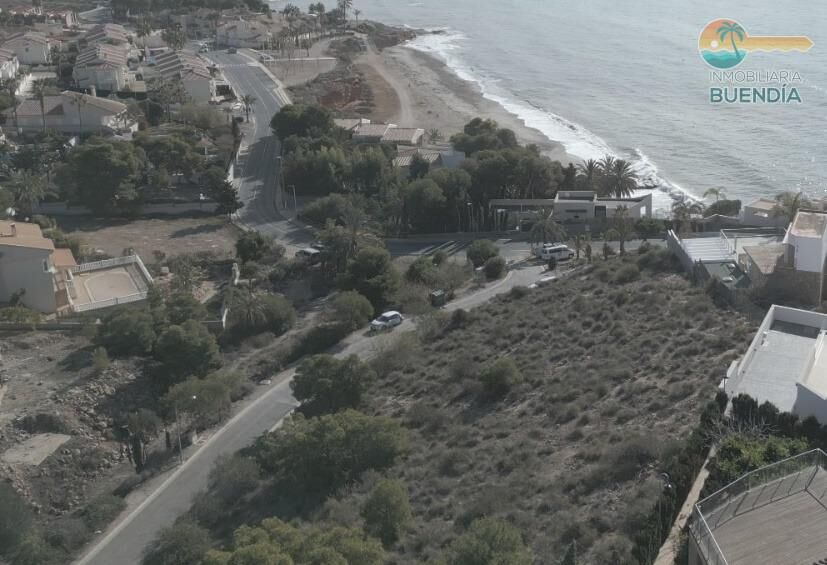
[698,19,813,69]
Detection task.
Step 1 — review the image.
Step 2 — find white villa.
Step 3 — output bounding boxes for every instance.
[2,31,51,65]
[3,91,137,135]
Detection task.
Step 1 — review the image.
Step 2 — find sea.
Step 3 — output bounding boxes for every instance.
[272,1,827,215]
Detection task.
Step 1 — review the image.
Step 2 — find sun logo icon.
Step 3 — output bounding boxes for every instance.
[698,19,813,69]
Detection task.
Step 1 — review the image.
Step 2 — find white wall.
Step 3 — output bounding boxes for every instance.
[0,246,57,313]
[182,77,214,103]
[794,384,827,424]
[73,66,127,91]
[554,200,596,221]
[9,41,50,65]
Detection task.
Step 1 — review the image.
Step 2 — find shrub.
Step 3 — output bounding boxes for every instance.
[447,517,533,565]
[299,193,353,225]
[82,494,126,531]
[703,199,742,218]
[253,410,407,494]
[260,295,297,334]
[207,455,261,505]
[432,249,448,266]
[92,346,110,374]
[613,264,640,284]
[0,306,41,325]
[362,479,413,546]
[484,256,507,280]
[97,308,156,357]
[328,290,374,331]
[143,521,211,565]
[466,239,499,268]
[162,372,244,428]
[406,256,438,285]
[479,357,521,400]
[291,354,374,415]
[0,483,34,557]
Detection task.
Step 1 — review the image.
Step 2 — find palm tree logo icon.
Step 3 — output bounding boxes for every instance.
[698,19,813,69]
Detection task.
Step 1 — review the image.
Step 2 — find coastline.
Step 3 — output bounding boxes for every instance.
[359,39,579,166]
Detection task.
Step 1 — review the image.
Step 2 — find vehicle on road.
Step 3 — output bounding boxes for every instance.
[370,311,404,332]
[528,275,558,289]
[535,244,574,261]
[227,47,237,54]
[295,248,321,263]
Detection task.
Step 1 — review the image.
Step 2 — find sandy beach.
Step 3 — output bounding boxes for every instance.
[363,41,578,165]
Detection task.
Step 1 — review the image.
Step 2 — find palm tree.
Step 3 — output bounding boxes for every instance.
[605,159,638,198]
[31,80,48,133]
[68,92,88,134]
[717,21,746,61]
[704,187,726,202]
[577,158,599,191]
[4,78,19,131]
[223,106,234,123]
[240,94,257,122]
[353,8,361,22]
[9,170,49,217]
[573,234,584,259]
[338,0,353,23]
[230,288,268,331]
[136,17,152,43]
[427,128,443,144]
[671,200,705,235]
[529,207,567,247]
[597,155,615,176]
[773,191,812,223]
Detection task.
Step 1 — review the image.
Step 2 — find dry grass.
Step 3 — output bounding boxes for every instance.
[340,254,758,563]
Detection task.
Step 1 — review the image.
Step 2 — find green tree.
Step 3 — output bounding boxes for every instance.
[408,153,430,179]
[717,21,746,61]
[403,178,446,233]
[97,308,157,357]
[8,170,49,216]
[161,26,187,51]
[235,231,270,263]
[168,255,205,294]
[291,354,374,415]
[361,479,412,546]
[466,239,499,268]
[59,139,144,213]
[208,455,261,505]
[340,246,400,311]
[162,373,245,429]
[254,410,407,493]
[154,320,222,382]
[448,518,533,565]
[328,290,374,330]
[577,158,600,191]
[166,293,208,325]
[671,200,705,235]
[602,159,638,198]
[609,206,636,255]
[270,103,334,139]
[484,256,506,280]
[143,521,211,565]
[228,290,296,336]
[203,167,243,217]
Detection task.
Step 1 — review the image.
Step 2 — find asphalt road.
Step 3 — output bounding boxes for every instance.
[208,51,314,251]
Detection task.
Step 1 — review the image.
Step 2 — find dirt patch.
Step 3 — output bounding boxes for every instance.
[57,216,240,263]
[1,433,71,466]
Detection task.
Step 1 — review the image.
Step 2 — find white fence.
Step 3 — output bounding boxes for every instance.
[72,291,149,313]
[69,255,154,313]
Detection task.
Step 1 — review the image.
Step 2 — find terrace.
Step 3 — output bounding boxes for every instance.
[691,449,827,565]
[63,256,153,313]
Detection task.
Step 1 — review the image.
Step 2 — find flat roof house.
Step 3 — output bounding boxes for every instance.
[724,305,827,423]
[553,190,653,222]
[0,220,152,315]
[740,197,788,229]
[690,449,827,565]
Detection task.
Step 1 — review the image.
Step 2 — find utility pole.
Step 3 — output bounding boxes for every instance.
[174,395,197,465]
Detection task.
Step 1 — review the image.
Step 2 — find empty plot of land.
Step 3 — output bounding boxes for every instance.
[58,217,239,262]
[1,433,71,466]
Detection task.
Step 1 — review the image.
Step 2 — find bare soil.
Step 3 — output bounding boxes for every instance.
[57,216,240,263]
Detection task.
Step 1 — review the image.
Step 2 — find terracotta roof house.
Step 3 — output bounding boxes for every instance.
[152,50,216,103]
[3,91,136,134]
[72,43,130,91]
[1,31,51,65]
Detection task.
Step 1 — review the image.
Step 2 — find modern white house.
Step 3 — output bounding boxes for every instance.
[393,146,466,172]
[2,31,51,65]
[740,197,788,228]
[0,220,153,315]
[724,305,827,423]
[72,43,130,92]
[3,91,137,135]
[217,19,272,48]
[553,190,653,221]
[0,48,20,80]
[152,50,216,103]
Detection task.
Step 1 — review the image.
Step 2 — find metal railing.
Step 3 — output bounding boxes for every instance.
[71,255,139,274]
[691,449,827,564]
[72,291,148,313]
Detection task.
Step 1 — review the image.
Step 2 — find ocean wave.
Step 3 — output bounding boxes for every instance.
[406,31,701,214]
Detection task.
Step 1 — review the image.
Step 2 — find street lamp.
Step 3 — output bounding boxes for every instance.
[174,395,197,465]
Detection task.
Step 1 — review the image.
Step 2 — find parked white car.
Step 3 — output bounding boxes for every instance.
[535,244,574,261]
[370,311,404,332]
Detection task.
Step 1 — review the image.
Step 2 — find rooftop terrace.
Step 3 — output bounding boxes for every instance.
[692,449,827,565]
